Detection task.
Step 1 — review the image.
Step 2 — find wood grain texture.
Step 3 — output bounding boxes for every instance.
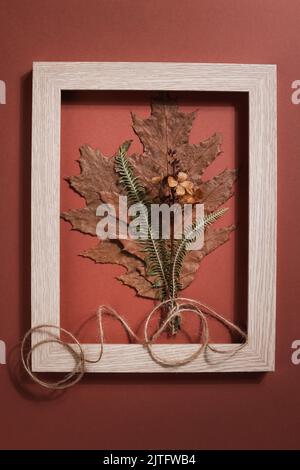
[31,62,277,372]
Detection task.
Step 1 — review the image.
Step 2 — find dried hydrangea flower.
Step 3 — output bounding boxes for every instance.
[167,172,194,197]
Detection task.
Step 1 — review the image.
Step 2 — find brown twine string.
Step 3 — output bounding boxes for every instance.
[21,298,247,389]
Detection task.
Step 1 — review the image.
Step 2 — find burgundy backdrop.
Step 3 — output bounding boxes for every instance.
[0,0,299,450]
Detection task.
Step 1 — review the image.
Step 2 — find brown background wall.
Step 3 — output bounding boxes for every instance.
[0,0,299,450]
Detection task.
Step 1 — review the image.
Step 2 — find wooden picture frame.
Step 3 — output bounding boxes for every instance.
[31,62,277,373]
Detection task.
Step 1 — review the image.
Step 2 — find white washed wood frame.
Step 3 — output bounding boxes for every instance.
[31,62,277,372]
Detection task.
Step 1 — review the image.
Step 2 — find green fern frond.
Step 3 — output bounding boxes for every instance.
[115,143,228,305]
[115,143,169,299]
[170,208,228,299]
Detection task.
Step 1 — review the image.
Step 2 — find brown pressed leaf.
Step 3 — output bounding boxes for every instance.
[82,240,157,298]
[180,225,235,289]
[98,190,120,207]
[99,191,129,226]
[131,100,196,174]
[81,240,137,266]
[61,206,98,236]
[61,191,126,236]
[177,133,222,176]
[67,144,128,204]
[120,238,146,261]
[62,97,237,301]
[118,271,158,299]
[127,153,162,193]
[199,169,237,213]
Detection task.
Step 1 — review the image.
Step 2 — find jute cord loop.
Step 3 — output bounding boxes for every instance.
[21,298,247,389]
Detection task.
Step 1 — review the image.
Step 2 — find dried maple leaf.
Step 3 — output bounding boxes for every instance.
[61,205,99,236]
[131,101,196,170]
[61,142,158,298]
[179,225,235,289]
[199,169,237,214]
[62,96,237,301]
[118,271,158,299]
[175,132,223,177]
[67,144,121,204]
[82,240,158,299]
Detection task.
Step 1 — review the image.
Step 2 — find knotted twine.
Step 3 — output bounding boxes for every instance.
[21,298,247,389]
